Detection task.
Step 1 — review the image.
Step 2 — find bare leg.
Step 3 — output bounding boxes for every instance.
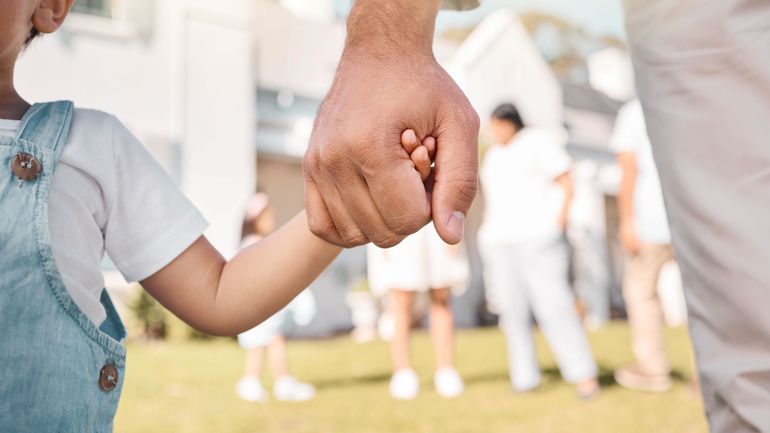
[390,290,414,371]
[267,335,290,379]
[429,288,454,369]
[244,347,265,378]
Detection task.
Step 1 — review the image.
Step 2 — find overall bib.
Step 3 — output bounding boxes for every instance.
[0,102,126,432]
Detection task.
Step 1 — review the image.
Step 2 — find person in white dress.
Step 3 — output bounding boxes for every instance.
[235,194,317,402]
[367,131,470,400]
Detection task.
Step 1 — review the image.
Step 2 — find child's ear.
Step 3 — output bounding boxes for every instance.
[32,0,75,35]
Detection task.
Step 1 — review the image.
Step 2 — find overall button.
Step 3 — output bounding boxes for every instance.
[11,152,42,181]
[99,364,119,392]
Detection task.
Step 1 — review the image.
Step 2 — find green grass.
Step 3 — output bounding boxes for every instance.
[116,323,707,433]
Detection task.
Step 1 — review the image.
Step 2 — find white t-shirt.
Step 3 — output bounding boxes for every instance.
[479,127,571,245]
[0,109,208,326]
[610,99,671,244]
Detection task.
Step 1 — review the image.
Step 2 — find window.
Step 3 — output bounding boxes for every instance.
[72,0,112,18]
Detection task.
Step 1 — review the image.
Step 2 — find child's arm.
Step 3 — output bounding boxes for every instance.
[140,212,340,336]
[139,130,429,337]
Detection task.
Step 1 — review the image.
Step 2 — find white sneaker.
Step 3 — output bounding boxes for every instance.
[273,376,316,402]
[389,368,419,400]
[236,376,268,402]
[434,367,464,398]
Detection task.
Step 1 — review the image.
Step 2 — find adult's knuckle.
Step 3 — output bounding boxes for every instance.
[388,209,430,236]
[369,228,404,249]
[338,227,368,247]
[307,214,334,239]
[373,233,405,249]
[302,149,321,176]
[465,106,481,129]
[318,145,347,171]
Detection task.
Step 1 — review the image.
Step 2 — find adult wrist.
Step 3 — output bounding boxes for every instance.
[345,0,441,59]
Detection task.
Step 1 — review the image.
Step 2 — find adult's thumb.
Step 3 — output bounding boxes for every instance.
[431,108,480,244]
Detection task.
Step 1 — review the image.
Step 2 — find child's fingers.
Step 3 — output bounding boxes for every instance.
[423,136,436,160]
[401,129,421,154]
[411,146,431,181]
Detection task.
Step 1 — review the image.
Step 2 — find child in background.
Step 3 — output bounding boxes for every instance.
[236,194,317,402]
[369,130,467,401]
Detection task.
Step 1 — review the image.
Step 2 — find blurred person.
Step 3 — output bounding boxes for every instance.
[368,130,469,401]
[478,103,600,399]
[305,0,770,429]
[611,99,677,392]
[568,161,612,329]
[235,194,317,402]
[308,0,770,427]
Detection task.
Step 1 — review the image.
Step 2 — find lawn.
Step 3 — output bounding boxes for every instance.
[116,323,707,433]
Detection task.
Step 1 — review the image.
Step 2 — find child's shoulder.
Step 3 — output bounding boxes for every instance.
[59,107,146,179]
[64,107,140,156]
[69,107,124,139]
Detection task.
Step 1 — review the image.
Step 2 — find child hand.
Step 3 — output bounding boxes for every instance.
[401,129,435,181]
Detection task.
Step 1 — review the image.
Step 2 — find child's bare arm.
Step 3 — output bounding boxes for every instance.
[141,129,432,337]
[140,212,341,336]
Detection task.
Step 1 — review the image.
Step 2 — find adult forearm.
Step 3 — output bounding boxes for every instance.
[346,0,442,57]
[617,154,637,226]
[557,173,574,229]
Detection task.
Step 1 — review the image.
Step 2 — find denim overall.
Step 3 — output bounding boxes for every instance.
[0,102,127,432]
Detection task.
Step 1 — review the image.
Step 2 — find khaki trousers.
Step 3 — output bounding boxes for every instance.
[624,0,770,431]
[623,244,675,377]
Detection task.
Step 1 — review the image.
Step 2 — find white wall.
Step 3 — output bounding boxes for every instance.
[183,0,256,257]
[253,2,345,100]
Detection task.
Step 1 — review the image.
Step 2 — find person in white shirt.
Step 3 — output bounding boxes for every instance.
[610,99,677,392]
[478,103,599,399]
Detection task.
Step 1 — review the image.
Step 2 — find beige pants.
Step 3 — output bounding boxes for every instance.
[625,0,770,431]
[623,244,675,377]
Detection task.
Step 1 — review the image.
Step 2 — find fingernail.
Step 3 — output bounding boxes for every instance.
[403,129,416,143]
[447,211,465,241]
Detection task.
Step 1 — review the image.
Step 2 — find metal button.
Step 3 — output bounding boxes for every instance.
[11,152,41,181]
[99,364,119,392]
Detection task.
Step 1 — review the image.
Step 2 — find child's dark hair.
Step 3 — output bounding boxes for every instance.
[491,103,525,131]
[25,28,40,46]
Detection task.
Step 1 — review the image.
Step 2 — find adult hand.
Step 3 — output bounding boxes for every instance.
[303,0,479,248]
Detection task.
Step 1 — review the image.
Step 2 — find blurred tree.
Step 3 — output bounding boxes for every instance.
[131,290,167,340]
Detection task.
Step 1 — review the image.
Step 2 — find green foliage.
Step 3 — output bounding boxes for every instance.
[131,290,167,340]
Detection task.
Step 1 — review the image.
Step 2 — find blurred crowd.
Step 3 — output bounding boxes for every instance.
[234,98,687,403]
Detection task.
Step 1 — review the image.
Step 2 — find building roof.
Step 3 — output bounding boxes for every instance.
[561,80,623,117]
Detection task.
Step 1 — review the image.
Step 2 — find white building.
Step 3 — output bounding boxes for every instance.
[446,9,564,131]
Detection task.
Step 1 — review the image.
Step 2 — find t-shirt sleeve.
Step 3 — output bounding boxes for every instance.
[103,117,208,282]
[442,0,482,11]
[610,102,643,154]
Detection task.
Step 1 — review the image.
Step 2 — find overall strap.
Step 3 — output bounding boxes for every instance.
[16,101,74,161]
